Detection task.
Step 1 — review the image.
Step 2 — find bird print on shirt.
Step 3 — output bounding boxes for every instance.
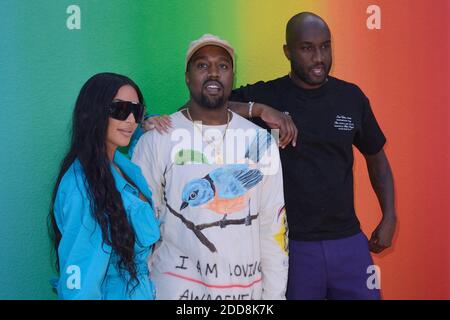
[179,130,272,226]
[162,129,275,252]
[180,164,262,225]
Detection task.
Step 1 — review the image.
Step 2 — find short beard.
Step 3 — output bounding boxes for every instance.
[191,91,226,110]
[291,60,331,87]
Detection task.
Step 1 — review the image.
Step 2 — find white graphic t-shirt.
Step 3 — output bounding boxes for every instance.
[132,110,288,300]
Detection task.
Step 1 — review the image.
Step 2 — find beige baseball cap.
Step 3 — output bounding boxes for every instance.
[185,34,234,70]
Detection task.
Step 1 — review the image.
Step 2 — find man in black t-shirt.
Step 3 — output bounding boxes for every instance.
[229,12,397,300]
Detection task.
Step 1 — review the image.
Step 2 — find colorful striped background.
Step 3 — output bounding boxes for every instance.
[236,0,450,300]
[0,0,448,299]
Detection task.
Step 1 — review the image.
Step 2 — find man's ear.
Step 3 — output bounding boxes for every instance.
[185,71,190,86]
[283,44,291,61]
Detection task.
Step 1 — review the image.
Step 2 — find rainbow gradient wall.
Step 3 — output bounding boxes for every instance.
[0,0,448,299]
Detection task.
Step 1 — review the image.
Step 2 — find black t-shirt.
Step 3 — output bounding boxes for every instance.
[230,75,386,241]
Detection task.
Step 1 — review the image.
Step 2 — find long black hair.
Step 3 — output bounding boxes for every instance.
[48,72,144,290]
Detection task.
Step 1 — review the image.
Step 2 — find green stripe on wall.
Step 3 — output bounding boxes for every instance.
[0,0,239,299]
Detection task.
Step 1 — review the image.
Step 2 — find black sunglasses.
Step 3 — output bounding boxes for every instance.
[109,100,145,122]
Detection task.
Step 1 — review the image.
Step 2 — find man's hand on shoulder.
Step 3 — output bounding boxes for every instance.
[254,103,298,149]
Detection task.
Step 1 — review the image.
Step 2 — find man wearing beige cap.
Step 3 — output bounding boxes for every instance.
[133,34,288,300]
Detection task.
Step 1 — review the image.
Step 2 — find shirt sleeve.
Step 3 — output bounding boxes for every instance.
[353,95,386,155]
[231,81,275,105]
[231,82,280,129]
[132,132,166,217]
[257,134,289,300]
[56,191,112,300]
[230,85,252,103]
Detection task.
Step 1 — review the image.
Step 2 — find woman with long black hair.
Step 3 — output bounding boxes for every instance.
[49,72,160,299]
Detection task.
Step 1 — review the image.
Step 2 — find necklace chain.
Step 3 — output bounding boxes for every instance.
[185,107,230,164]
[185,107,230,144]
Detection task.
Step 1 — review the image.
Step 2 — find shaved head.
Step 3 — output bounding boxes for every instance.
[283,12,332,89]
[286,12,330,49]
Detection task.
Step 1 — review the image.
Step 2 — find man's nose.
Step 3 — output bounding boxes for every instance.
[312,47,324,64]
[208,64,220,78]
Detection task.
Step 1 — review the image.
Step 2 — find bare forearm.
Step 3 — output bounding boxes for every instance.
[366,151,396,219]
[227,101,247,118]
[372,168,396,217]
[228,101,265,119]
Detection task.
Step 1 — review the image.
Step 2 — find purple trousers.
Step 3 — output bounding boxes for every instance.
[287,232,381,300]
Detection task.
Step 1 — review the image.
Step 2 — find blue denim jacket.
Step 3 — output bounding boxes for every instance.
[52,151,160,299]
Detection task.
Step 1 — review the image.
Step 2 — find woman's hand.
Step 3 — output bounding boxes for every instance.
[142,115,172,133]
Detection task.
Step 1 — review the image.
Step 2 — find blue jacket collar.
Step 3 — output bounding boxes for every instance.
[111,151,153,201]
